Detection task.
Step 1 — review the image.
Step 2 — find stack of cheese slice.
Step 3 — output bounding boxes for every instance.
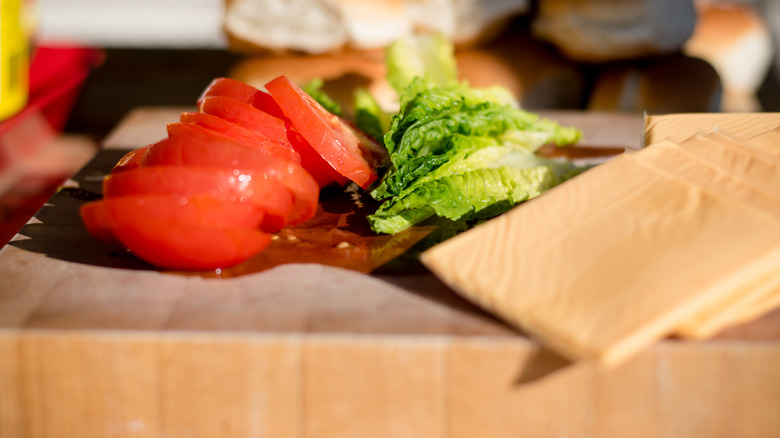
[421,113,780,367]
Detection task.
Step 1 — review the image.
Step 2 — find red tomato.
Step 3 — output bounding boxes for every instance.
[144,123,319,225]
[198,77,286,120]
[115,220,271,270]
[81,193,266,243]
[287,128,349,188]
[103,165,294,232]
[199,96,290,147]
[112,145,150,173]
[173,115,300,164]
[253,89,286,120]
[197,77,259,109]
[265,75,379,189]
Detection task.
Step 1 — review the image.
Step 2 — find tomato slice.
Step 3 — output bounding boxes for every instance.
[265,75,379,189]
[198,77,286,120]
[115,220,271,270]
[199,96,290,147]
[144,123,319,225]
[253,89,286,120]
[197,77,260,109]
[103,165,294,232]
[287,128,349,188]
[112,145,150,173]
[173,116,300,164]
[81,193,266,242]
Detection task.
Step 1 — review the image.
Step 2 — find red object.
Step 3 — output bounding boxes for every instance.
[265,75,379,189]
[78,75,387,270]
[80,193,267,243]
[141,124,319,226]
[0,45,103,135]
[287,127,348,188]
[102,166,294,233]
[199,96,291,148]
[172,114,300,164]
[115,220,272,271]
[0,46,101,246]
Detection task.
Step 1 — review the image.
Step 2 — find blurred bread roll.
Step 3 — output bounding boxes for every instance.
[455,29,585,109]
[228,28,586,117]
[683,1,773,112]
[229,50,396,116]
[588,54,722,113]
[532,0,697,62]
[223,0,531,54]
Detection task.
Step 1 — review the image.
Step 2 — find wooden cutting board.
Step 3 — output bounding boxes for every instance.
[1,108,779,438]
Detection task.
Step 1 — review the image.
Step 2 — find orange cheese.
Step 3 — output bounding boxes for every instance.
[422,113,780,365]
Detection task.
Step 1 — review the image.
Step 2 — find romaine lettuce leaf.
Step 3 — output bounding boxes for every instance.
[353,87,391,143]
[368,140,584,234]
[386,33,459,94]
[367,33,586,238]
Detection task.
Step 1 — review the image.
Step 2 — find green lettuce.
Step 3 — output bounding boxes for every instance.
[368,134,584,234]
[367,33,585,236]
[303,78,342,116]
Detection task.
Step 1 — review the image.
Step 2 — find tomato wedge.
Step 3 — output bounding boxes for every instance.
[115,220,272,270]
[144,123,319,225]
[265,75,379,189]
[199,96,290,146]
[103,165,294,232]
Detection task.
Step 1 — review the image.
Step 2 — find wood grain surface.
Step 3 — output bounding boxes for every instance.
[1,108,779,438]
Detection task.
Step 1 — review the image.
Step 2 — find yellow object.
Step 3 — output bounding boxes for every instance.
[644,112,780,146]
[0,0,29,121]
[422,113,780,366]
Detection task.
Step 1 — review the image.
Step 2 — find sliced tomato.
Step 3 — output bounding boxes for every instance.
[143,123,319,225]
[81,193,266,242]
[172,116,299,164]
[103,165,294,232]
[197,77,260,109]
[199,96,290,146]
[253,89,286,120]
[287,128,348,188]
[198,77,286,120]
[265,75,379,189]
[115,220,271,270]
[112,145,150,173]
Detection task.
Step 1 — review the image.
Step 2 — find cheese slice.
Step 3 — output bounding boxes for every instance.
[644,112,780,146]
[422,150,780,366]
[628,139,780,339]
[748,125,780,155]
[671,130,780,336]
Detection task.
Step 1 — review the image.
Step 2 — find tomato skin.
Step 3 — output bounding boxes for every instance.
[253,90,286,120]
[114,220,272,270]
[102,165,294,232]
[265,75,379,189]
[112,146,150,173]
[143,123,319,225]
[197,77,259,109]
[198,77,286,120]
[81,193,266,241]
[199,96,290,147]
[173,115,300,164]
[287,128,348,188]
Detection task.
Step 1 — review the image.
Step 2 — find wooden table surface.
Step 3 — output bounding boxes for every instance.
[1,108,779,438]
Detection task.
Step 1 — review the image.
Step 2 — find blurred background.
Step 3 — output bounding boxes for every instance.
[1,0,780,243]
